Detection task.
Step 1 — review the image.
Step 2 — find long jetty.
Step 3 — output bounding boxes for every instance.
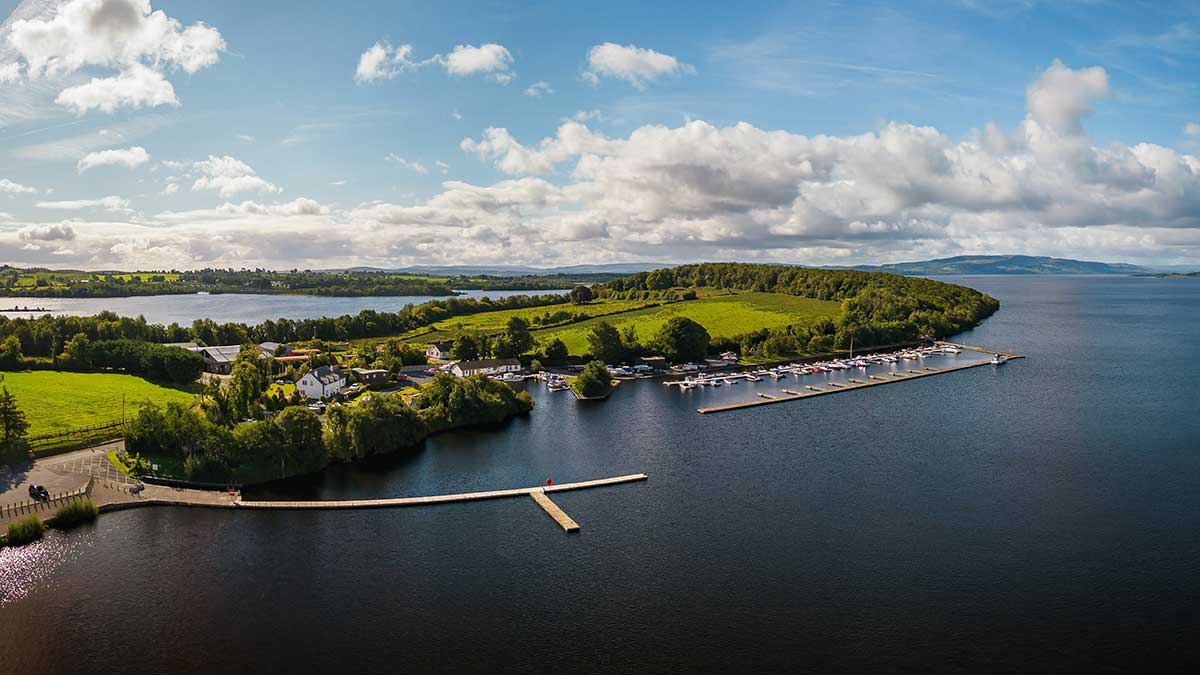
[234,474,648,534]
[697,343,1022,414]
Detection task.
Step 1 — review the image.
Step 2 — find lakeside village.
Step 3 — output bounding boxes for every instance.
[179,336,996,405]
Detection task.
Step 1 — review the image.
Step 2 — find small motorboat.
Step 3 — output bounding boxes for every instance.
[990,354,1008,365]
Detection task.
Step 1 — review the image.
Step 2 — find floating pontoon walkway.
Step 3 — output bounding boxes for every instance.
[696,345,1022,414]
[234,473,647,533]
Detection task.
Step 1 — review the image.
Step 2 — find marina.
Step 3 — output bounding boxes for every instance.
[675,343,1023,414]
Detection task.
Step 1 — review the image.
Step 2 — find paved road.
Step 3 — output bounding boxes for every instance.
[0,441,126,509]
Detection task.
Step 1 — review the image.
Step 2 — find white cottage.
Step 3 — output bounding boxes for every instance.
[296,365,346,400]
[449,358,521,378]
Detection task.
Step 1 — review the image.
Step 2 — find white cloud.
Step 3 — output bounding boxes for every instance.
[190,155,281,196]
[0,178,38,194]
[77,145,151,172]
[237,133,255,142]
[54,62,179,114]
[524,81,553,97]
[161,182,178,194]
[19,223,75,241]
[6,60,1199,270]
[353,41,514,84]
[354,41,419,83]
[435,161,450,175]
[37,195,130,212]
[386,154,428,174]
[440,43,513,80]
[451,110,462,121]
[582,43,693,89]
[330,179,347,186]
[217,198,328,216]
[1185,122,1200,137]
[7,0,225,114]
[0,62,21,83]
[1024,59,1110,135]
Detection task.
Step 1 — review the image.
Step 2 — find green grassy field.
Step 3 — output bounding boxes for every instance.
[0,371,199,437]
[531,292,841,355]
[364,296,679,346]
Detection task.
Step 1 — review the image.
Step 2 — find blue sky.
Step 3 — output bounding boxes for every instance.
[0,0,1197,269]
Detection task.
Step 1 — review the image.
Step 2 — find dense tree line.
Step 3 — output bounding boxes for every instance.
[1,265,613,298]
[0,294,570,362]
[124,374,533,483]
[602,263,998,355]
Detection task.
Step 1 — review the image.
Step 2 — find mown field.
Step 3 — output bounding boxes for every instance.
[530,292,842,355]
[0,371,199,437]
[361,289,842,357]
[2,271,181,289]
[372,296,678,346]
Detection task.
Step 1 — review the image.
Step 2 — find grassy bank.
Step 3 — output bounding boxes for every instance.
[533,292,841,355]
[0,371,199,438]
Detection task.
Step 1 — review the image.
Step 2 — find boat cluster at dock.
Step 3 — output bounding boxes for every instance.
[665,345,969,390]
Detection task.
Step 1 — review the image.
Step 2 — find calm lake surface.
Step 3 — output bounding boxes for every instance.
[0,289,562,325]
[2,275,1199,672]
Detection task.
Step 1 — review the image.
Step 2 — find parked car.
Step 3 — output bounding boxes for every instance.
[28,484,50,501]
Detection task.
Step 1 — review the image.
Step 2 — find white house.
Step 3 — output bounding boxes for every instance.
[425,341,453,360]
[449,358,521,378]
[297,365,346,400]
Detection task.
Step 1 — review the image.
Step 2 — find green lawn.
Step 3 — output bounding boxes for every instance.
[0,371,200,438]
[532,292,842,355]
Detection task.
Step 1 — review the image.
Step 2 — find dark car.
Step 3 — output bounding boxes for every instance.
[28,484,50,501]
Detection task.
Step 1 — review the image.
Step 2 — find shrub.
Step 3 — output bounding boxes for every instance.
[5,514,45,546]
[53,498,98,529]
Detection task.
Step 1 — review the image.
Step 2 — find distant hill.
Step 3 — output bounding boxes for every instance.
[343,263,662,276]
[843,255,1147,275]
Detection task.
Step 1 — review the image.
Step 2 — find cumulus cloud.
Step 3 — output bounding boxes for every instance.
[5,60,1199,270]
[354,41,419,82]
[77,145,150,172]
[0,178,38,194]
[217,198,328,217]
[1025,59,1110,135]
[6,0,225,114]
[582,43,693,89]
[18,223,76,241]
[440,43,513,81]
[190,155,281,196]
[36,195,130,211]
[353,40,513,84]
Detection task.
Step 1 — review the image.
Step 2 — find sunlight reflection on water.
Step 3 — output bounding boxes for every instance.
[0,532,88,605]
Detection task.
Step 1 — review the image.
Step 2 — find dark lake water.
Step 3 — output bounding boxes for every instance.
[2,275,1199,672]
[0,289,563,325]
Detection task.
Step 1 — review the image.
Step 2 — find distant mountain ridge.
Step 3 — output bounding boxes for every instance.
[841,255,1148,275]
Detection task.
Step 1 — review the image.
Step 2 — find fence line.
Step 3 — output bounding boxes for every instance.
[27,420,124,444]
[1,476,94,519]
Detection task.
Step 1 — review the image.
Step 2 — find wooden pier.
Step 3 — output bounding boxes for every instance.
[234,473,647,533]
[697,348,1022,414]
[530,490,580,532]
